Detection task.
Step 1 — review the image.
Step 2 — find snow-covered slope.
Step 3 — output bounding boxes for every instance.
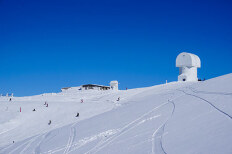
[0,74,232,154]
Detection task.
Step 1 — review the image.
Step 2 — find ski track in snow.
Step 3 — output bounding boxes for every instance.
[41,129,118,154]
[19,135,40,154]
[1,125,64,154]
[84,95,182,154]
[187,87,232,96]
[84,108,162,154]
[34,131,54,154]
[0,143,15,154]
[178,89,232,120]
[67,129,118,154]
[6,135,40,154]
[42,123,77,154]
[152,125,166,154]
[152,100,175,154]
[63,123,77,154]
[0,128,15,136]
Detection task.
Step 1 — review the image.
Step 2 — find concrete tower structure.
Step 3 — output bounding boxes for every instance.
[110,81,118,90]
[176,52,201,81]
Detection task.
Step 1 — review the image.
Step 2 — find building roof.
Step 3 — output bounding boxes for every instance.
[81,84,110,88]
[176,52,201,68]
[110,80,118,84]
[61,87,71,90]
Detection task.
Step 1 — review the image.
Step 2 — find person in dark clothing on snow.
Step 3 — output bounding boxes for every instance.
[48,120,51,125]
[46,104,48,107]
[76,112,79,117]
[33,109,36,111]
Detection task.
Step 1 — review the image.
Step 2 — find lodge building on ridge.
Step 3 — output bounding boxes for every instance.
[82,84,110,90]
[61,80,119,92]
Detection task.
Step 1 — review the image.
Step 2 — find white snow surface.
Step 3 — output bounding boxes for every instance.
[0,73,232,154]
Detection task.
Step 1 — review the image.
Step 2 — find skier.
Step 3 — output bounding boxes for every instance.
[44,101,47,105]
[76,112,79,117]
[9,98,12,101]
[33,109,36,111]
[48,120,51,125]
[81,99,83,103]
[117,97,120,101]
[46,104,48,107]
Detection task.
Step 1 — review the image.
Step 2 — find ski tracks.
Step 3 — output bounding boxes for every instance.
[34,131,53,154]
[63,123,77,154]
[42,125,77,154]
[6,134,41,154]
[187,87,232,96]
[178,89,232,120]
[151,100,175,154]
[19,135,39,154]
[84,100,179,154]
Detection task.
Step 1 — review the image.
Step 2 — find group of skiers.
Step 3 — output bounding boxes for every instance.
[44,101,52,125]
[39,101,80,125]
[32,101,48,112]
[31,96,121,126]
[31,101,51,125]
[12,96,122,144]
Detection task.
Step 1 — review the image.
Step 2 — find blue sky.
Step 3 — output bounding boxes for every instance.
[0,0,232,96]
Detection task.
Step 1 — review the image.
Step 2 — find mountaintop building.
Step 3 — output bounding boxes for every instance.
[81,84,110,90]
[61,80,119,92]
[176,52,201,81]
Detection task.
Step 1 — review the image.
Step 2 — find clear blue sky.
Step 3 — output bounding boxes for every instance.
[0,0,232,96]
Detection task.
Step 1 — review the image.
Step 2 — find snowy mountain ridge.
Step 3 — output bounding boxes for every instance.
[0,73,232,154]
